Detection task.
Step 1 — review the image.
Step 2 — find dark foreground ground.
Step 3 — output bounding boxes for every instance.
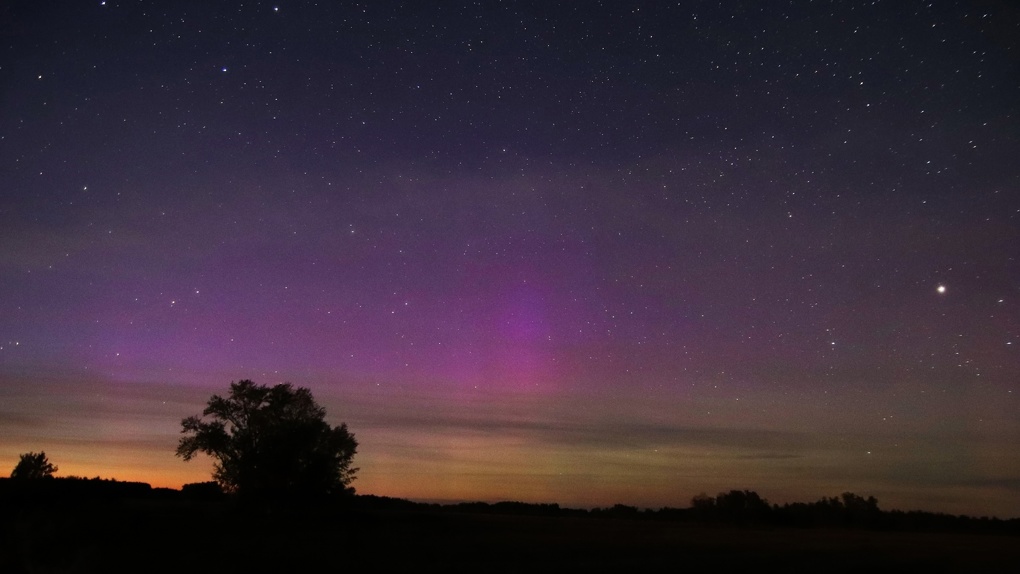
[3,497,1019,574]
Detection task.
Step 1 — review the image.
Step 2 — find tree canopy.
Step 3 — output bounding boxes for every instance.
[176,380,358,499]
[11,451,57,479]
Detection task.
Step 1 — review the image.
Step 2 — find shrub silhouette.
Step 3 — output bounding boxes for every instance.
[10,451,57,479]
[181,481,226,500]
[689,490,771,524]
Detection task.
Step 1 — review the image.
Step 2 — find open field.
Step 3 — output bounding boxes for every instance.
[3,498,1018,573]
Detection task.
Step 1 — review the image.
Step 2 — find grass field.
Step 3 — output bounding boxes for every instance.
[3,498,1018,573]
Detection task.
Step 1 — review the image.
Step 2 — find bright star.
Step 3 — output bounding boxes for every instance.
[936,285,946,294]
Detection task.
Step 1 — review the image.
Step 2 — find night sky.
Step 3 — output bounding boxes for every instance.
[2,1,1018,517]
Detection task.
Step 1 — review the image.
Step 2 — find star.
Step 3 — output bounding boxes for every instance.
[936,285,946,294]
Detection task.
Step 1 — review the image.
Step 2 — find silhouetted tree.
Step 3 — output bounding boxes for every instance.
[10,451,57,479]
[691,490,771,524]
[176,380,358,499]
[840,492,881,526]
[690,492,716,522]
[717,490,770,523]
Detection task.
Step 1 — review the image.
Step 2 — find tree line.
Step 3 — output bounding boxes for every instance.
[588,490,1019,534]
[7,380,1020,535]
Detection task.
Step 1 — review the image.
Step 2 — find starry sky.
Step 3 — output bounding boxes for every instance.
[2,1,1018,517]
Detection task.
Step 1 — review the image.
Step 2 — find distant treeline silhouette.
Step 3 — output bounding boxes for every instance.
[600,490,1020,534]
[350,491,1020,535]
[0,476,189,504]
[2,478,1017,535]
[348,491,1020,535]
